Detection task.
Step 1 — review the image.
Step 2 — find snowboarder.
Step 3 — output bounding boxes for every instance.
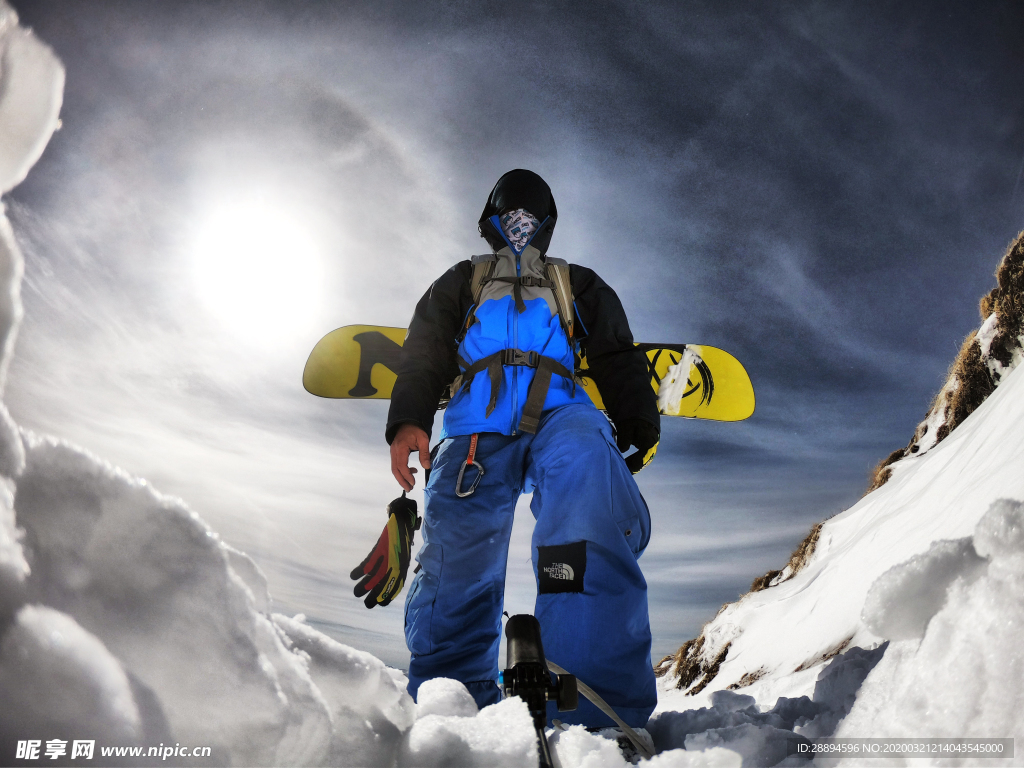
[385,169,660,729]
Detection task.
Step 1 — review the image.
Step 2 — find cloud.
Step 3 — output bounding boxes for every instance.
[9,0,1024,667]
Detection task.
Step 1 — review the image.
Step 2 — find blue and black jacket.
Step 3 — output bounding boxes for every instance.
[385,214,658,444]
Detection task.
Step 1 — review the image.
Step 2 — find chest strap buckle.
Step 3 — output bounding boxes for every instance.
[502,348,540,367]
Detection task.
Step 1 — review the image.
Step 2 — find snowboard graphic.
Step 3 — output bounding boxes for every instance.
[303,325,755,421]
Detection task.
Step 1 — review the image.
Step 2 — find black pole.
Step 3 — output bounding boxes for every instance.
[502,615,577,768]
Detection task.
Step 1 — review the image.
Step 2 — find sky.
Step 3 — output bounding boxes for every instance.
[4,0,1024,667]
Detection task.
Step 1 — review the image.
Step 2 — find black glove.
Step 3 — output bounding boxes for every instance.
[615,419,660,474]
[350,493,420,608]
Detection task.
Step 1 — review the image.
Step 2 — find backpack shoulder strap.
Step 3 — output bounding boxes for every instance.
[469,254,497,305]
[544,257,574,340]
[456,255,496,344]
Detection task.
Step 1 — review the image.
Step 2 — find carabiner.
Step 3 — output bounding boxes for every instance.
[455,459,485,497]
[455,433,485,498]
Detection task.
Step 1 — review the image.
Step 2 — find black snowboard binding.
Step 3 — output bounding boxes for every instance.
[502,614,578,768]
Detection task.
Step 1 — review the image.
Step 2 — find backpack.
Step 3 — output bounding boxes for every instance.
[462,256,575,341]
[440,257,576,409]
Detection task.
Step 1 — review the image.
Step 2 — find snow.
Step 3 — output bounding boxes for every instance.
[657,358,1024,715]
[0,4,63,194]
[648,359,1024,763]
[272,612,414,766]
[0,604,141,743]
[978,310,1024,382]
[400,697,537,767]
[834,499,1024,759]
[658,350,700,416]
[0,0,41,627]
[861,537,986,642]
[646,646,885,763]
[415,677,481,718]
[13,434,329,763]
[0,473,27,616]
[1,4,1023,766]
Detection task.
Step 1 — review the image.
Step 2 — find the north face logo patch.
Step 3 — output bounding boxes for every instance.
[538,541,586,594]
[543,563,574,580]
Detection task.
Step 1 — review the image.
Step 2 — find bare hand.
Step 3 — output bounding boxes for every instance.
[391,424,431,491]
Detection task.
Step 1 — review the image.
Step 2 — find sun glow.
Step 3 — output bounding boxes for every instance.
[191,196,325,345]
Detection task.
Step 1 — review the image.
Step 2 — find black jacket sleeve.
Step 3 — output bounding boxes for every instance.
[570,265,660,436]
[386,261,473,444]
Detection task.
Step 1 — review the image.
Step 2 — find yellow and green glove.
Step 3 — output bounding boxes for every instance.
[350,493,420,608]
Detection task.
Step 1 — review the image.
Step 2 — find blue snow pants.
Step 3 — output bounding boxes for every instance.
[404,403,657,728]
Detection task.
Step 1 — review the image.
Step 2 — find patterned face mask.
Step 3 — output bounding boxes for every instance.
[499,208,540,253]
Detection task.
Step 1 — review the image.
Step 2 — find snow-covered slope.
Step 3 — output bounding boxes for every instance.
[658,359,1024,711]
[652,234,1024,763]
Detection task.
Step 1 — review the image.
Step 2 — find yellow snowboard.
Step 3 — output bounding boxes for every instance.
[303,325,754,422]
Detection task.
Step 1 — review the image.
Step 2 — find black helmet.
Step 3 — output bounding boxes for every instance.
[478,169,557,225]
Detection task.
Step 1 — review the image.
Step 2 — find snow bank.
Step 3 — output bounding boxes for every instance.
[834,499,1024,758]
[0,475,26,617]
[4,416,534,766]
[13,434,337,764]
[0,3,64,194]
[3,420,433,764]
[273,613,414,766]
[0,0,49,639]
[861,537,985,642]
[0,1,62,398]
[0,604,142,744]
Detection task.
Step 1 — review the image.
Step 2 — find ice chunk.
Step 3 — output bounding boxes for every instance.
[547,725,629,768]
[650,687,816,750]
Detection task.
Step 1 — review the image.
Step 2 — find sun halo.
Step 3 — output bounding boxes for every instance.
[191,197,325,346]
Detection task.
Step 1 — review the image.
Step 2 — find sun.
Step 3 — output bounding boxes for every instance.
[191,196,325,346]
